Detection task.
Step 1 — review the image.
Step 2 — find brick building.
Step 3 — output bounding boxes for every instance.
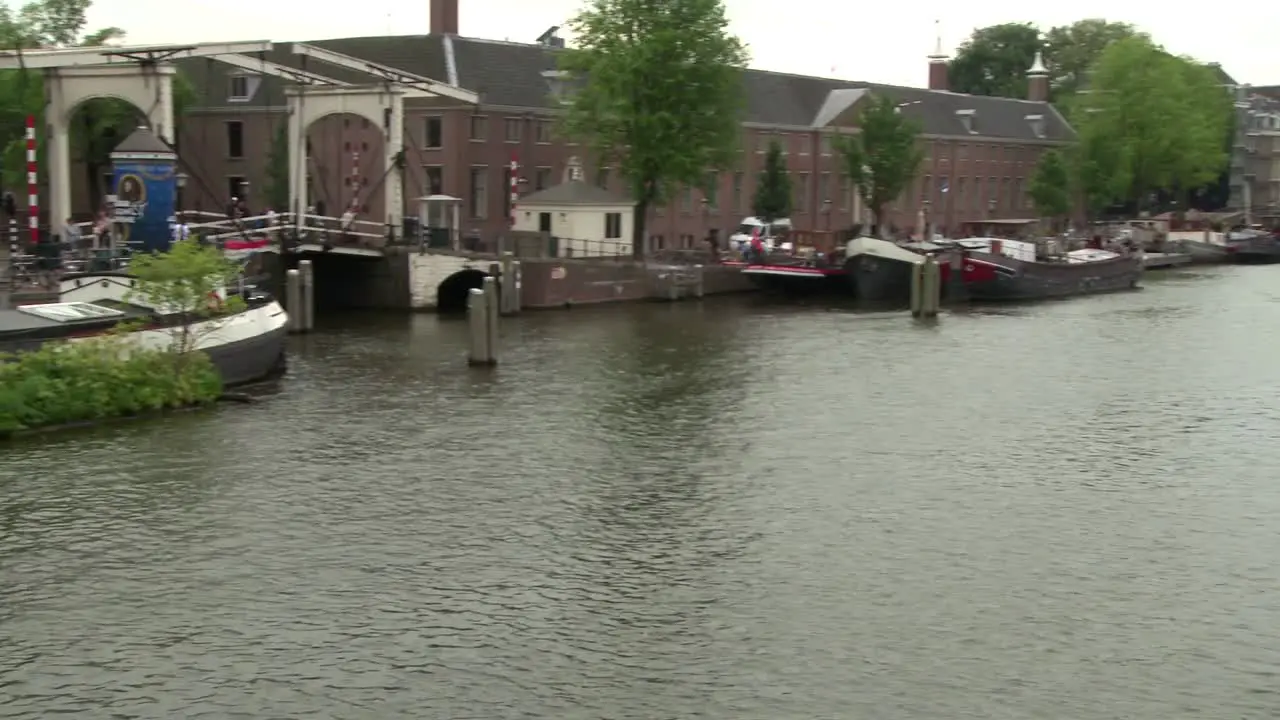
[153,1,1074,247]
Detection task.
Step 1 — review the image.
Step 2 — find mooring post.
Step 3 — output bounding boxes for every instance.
[913,257,941,319]
[511,260,522,314]
[466,287,492,365]
[298,259,314,332]
[909,261,923,317]
[483,274,499,364]
[499,251,516,315]
[694,264,705,298]
[286,268,302,333]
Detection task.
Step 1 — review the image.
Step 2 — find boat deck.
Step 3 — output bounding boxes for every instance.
[0,300,151,337]
[1142,252,1193,269]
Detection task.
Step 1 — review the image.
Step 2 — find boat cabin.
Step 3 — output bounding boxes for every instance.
[957,219,1040,239]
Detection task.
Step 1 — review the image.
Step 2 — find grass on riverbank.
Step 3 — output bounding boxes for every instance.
[0,338,223,436]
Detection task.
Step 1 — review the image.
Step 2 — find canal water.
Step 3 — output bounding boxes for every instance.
[4,265,1280,719]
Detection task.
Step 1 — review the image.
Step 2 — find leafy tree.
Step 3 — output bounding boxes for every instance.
[832,95,923,232]
[0,1,199,205]
[948,23,1041,99]
[558,0,748,258]
[1042,19,1140,103]
[1071,36,1231,213]
[127,239,247,366]
[263,124,289,211]
[751,139,790,221]
[1028,149,1071,224]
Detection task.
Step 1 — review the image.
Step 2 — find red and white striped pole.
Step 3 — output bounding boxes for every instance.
[25,115,37,249]
[508,154,519,226]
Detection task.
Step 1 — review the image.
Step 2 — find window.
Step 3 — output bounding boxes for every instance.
[818,172,830,209]
[596,167,610,189]
[424,116,442,148]
[821,134,833,155]
[225,121,243,158]
[839,176,850,210]
[604,212,622,239]
[469,166,488,219]
[986,177,997,211]
[425,165,444,194]
[757,132,772,152]
[538,212,552,233]
[535,120,552,143]
[958,144,969,161]
[469,115,487,141]
[1013,177,1023,209]
[227,175,246,200]
[704,171,719,208]
[504,118,521,142]
[1001,177,1011,209]
[956,177,967,212]
[795,172,809,212]
[228,75,249,101]
[732,172,744,211]
[535,166,552,190]
[797,134,809,155]
[682,187,693,211]
[922,175,933,207]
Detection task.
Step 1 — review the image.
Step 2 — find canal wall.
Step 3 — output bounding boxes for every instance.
[407,253,755,311]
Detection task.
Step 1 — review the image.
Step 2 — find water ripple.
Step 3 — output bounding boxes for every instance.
[3,267,1280,718]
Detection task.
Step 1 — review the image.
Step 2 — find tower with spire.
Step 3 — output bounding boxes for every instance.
[927,20,948,91]
[1027,51,1049,102]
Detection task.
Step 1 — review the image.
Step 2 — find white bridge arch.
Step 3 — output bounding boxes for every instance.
[286,85,405,232]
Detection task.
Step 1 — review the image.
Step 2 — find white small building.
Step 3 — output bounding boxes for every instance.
[512,181,636,257]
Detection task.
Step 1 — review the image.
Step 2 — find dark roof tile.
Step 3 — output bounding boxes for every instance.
[519,181,632,205]
[179,34,1073,142]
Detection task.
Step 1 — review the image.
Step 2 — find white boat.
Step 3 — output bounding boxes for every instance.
[1,271,288,387]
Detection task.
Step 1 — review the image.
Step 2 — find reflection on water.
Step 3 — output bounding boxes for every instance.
[4,266,1280,718]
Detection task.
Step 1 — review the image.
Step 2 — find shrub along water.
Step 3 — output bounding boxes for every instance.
[0,336,223,436]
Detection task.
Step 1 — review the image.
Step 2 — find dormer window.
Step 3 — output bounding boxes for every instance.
[1025,113,1045,138]
[228,74,261,103]
[542,70,571,104]
[955,108,976,134]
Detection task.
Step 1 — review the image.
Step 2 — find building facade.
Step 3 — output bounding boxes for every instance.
[146,2,1074,247]
[1228,85,1280,217]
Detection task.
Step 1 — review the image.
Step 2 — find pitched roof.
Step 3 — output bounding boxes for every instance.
[178,34,1073,142]
[519,181,632,206]
[111,125,174,155]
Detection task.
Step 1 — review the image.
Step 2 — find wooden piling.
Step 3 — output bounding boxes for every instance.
[693,264,705,298]
[483,275,499,364]
[911,257,941,318]
[499,251,520,315]
[285,268,302,333]
[298,259,314,332]
[467,288,492,365]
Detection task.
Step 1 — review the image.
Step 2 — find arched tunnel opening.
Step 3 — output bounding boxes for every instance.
[436,269,490,314]
[259,251,405,316]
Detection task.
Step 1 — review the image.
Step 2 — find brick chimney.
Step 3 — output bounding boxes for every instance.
[1027,51,1048,102]
[431,0,458,35]
[927,27,948,91]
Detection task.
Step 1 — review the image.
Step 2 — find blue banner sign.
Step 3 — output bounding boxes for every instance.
[111,161,176,253]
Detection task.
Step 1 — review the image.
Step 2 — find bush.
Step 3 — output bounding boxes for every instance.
[0,337,223,435]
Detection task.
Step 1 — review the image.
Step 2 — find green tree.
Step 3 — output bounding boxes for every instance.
[0,2,199,203]
[558,0,748,258]
[752,139,790,221]
[1028,149,1071,224]
[1042,19,1140,103]
[263,124,289,211]
[1071,36,1231,213]
[833,95,923,232]
[948,22,1041,99]
[127,239,247,364]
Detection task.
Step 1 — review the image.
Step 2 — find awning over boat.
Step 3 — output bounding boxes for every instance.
[845,237,924,265]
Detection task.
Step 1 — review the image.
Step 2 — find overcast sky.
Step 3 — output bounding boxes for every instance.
[86,0,1276,89]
